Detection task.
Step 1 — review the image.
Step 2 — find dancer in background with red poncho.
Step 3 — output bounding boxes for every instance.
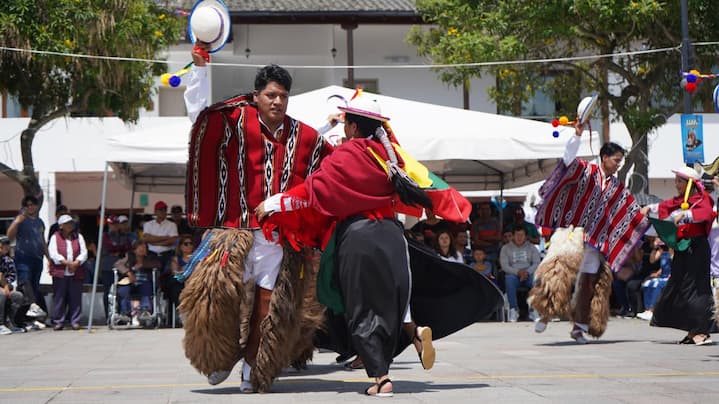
[640,166,715,345]
[533,120,649,343]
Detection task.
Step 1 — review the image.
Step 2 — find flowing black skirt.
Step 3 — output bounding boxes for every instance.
[316,220,503,376]
[651,237,714,334]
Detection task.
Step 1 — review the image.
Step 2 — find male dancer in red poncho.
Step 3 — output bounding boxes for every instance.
[180,42,334,393]
[533,122,649,343]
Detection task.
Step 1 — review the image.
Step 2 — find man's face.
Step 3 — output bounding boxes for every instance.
[455,232,467,247]
[601,152,623,176]
[171,210,182,222]
[155,208,167,221]
[24,200,38,216]
[254,81,289,130]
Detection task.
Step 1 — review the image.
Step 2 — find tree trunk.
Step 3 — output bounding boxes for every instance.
[618,124,650,195]
[0,125,44,208]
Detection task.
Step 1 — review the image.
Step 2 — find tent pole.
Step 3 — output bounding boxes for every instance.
[129,181,136,230]
[498,174,505,233]
[88,162,109,332]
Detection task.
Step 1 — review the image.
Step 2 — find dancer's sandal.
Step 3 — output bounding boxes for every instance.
[415,326,435,370]
[344,357,365,370]
[693,335,713,346]
[365,378,393,397]
[678,335,694,344]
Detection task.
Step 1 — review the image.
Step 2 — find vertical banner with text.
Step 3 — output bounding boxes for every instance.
[680,114,704,165]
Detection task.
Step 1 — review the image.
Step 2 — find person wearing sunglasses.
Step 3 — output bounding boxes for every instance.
[167,235,194,315]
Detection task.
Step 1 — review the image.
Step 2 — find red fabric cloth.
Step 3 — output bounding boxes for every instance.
[186,95,333,229]
[262,138,406,250]
[658,191,715,235]
[535,158,649,273]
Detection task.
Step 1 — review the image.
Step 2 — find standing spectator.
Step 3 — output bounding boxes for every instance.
[142,201,178,273]
[433,230,463,263]
[170,205,193,237]
[6,195,49,313]
[100,216,134,319]
[48,215,87,330]
[500,227,540,322]
[637,240,672,321]
[454,231,472,264]
[471,202,502,263]
[47,205,69,241]
[504,206,540,244]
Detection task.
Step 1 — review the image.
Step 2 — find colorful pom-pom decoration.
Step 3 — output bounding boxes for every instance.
[169,75,182,87]
[680,202,689,210]
[686,73,697,83]
[559,116,569,125]
[685,82,697,93]
[552,130,560,138]
[551,119,559,127]
[160,73,171,86]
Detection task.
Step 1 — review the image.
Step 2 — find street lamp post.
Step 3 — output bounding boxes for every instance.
[680,0,692,114]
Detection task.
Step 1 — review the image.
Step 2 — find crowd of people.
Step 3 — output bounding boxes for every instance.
[0,199,199,332]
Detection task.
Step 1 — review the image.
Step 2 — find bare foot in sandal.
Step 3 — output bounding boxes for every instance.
[365,377,393,397]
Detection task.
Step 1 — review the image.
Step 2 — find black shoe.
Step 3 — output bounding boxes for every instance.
[335,353,353,364]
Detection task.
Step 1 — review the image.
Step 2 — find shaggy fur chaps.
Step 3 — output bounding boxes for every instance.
[528,227,584,319]
[179,229,325,393]
[528,226,610,338]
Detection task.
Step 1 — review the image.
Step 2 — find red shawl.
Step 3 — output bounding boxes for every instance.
[262,138,404,250]
[186,95,332,229]
[535,158,649,272]
[658,191,715,235]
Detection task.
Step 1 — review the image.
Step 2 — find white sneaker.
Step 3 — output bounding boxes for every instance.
[33,320,46,330]
[131,316,140,327]
[508,308,519,323]
[637,311,653,321]
[529,309,539,322]
[240,362,255,393]
[0,325,12,335]
[570,329,588,344]
[26,303,46,318]
[207,370,231,386]
[534,319,548,333]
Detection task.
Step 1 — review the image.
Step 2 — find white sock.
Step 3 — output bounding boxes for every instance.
[242,361,252,381]
[574,322,589,332]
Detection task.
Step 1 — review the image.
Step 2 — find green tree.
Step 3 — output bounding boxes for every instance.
[0,0,183,204]
[409,0,719,193]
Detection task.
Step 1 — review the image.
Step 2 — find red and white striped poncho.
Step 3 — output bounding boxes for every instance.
[535,158,649,273]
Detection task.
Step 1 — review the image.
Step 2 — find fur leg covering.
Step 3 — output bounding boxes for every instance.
[528,227,584,319]
[251,248,325,393]
[179,229,255,377]
[587,261,612,338]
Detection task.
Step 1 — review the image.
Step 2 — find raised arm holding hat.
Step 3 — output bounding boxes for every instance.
[179,12,334,391]
[531,97,649,343]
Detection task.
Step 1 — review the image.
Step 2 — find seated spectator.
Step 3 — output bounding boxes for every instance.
[410,210,449,248]
[433,230,464,263]
[48,215,88,331]
[637,240,672,321]
[499,227,540,322]
[167,234,194,316]
[471,202,502,262]
[625,234,660,314]
[0,236,25,334]
[504,206,540,244]
[454,231,472,265]
[114,240,161,326]
[471,247,495,282]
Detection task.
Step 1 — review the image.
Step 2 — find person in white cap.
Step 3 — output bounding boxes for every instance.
[179,1,335,393]
[640,166,715,345]
[48,214,87,330]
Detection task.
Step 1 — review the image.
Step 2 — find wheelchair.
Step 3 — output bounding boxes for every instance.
[107,267,167,329]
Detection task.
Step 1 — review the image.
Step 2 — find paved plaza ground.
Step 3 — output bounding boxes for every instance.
[0,317,717,403]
